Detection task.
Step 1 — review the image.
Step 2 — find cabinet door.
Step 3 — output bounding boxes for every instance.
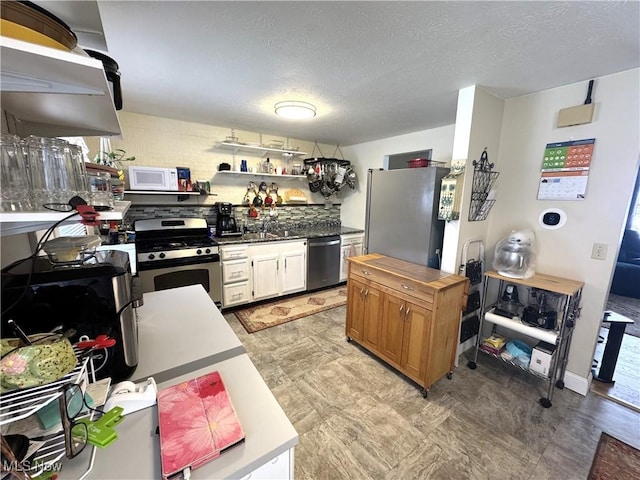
[379,294,405,366]
[361,285,383,351]
[281,248,306,294]
[353,242,363,257]
[400,301,430,380]
[346,277,366,341]
[252,253,280,300]
[339,245,350,282]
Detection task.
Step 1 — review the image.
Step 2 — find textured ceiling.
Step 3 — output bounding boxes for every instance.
[84,2,639,145]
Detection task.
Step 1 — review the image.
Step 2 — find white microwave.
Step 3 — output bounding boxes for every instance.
[128,166,178,191]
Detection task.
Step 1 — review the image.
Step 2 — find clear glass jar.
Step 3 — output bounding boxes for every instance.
[27,136,76,209]
[87,171,114,211]
[0,133,33,212]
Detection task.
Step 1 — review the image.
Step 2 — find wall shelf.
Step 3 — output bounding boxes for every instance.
[0,201,131,236]
[215,142,308,158]
[124,190,204,202]
[0,36,121,137]
[215,171,308,180]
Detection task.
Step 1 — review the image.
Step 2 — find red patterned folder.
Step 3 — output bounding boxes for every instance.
[157,371,245,480]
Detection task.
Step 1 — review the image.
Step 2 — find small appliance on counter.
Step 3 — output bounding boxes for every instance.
[215,202,241,237]
[522,289,559,330]
[1,251,139,382]
[128,166,178,191]
[493,283,523,318]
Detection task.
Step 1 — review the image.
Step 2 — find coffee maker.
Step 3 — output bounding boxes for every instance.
[215,202,239,236]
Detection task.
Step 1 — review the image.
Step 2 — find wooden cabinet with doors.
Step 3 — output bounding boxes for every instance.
[346,276,383,349]
[346,254,469,397]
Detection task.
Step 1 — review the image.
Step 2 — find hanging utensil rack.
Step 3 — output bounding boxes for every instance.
[302,143,356,198]
[469,148,499,221]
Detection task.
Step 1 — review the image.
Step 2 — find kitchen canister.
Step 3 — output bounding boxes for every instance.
[0,133,33,212]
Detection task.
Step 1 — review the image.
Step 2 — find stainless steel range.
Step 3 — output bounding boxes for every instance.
[134,218,222,306]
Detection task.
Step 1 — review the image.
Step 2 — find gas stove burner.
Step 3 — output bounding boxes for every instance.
[134,217,219,265]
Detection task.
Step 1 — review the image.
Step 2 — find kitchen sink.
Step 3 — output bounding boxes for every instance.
[271,230,298,238]
[241,230,300,241]
[242,232,275,240]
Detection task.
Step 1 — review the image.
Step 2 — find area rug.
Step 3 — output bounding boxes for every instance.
[588,432,640,479]
[605,293,640,338]
[235,287,347,333]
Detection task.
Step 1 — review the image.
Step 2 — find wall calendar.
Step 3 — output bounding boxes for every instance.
[537,138,595,200]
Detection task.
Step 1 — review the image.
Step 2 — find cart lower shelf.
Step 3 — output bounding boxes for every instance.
[467,348,565,408]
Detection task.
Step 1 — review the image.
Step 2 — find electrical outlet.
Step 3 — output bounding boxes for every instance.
[591,243,607,260]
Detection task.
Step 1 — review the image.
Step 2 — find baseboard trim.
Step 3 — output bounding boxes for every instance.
[563,370,590,396]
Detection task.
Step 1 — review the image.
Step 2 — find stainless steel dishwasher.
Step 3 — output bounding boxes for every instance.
[307,235,341,291]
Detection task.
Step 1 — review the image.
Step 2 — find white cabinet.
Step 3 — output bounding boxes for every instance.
[220,240,307,308]
[248,240,307,301]
[339,233,364,282]
[220,244,251,308]
[251,250,280,300]
[240,448,292,480]
[281,248,306,294]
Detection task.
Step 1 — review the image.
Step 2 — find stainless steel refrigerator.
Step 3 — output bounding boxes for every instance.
[365,167,449,268]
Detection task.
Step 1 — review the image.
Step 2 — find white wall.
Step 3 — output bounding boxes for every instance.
[489,69,640,389]
[85,112,337,207]
[341,125,455,229]
[441,86,505,274]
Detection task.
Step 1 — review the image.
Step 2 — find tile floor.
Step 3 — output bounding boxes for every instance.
[224,305,640,480]
[591,327,640,411]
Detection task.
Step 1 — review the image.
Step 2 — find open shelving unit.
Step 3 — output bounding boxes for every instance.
[215,142,308,158]
[0,36,121,138]
[467,270,584,408]
[215,171,308,180]
[0,201,131,237]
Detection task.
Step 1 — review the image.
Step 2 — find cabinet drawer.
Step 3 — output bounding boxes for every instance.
[350,267,434,306]
[223,281,250,307]
[222,258,250,284]
[220,244,248,260]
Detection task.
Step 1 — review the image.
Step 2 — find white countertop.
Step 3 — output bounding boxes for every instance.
[59,285,297,479]
[130,285,245,384]
[61,354,298,479]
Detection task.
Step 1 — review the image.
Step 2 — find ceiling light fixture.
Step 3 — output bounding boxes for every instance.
[274,101,316,120]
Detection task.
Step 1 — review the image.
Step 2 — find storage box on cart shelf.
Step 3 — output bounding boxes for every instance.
[530,341,556,376]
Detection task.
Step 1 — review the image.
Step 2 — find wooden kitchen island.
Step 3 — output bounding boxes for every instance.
[346,254,469,397]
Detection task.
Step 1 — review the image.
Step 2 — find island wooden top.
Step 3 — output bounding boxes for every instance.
[484,270,584,296]
[347,253,468,290]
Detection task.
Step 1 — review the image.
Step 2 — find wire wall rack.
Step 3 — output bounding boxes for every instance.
[469,148,500,222]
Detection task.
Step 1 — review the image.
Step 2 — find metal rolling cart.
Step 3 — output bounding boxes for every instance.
[467,270,583,408]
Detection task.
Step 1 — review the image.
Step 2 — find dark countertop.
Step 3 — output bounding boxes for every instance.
[215,226,363,245]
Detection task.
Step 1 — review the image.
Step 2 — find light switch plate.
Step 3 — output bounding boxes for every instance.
[557,103,595,127]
